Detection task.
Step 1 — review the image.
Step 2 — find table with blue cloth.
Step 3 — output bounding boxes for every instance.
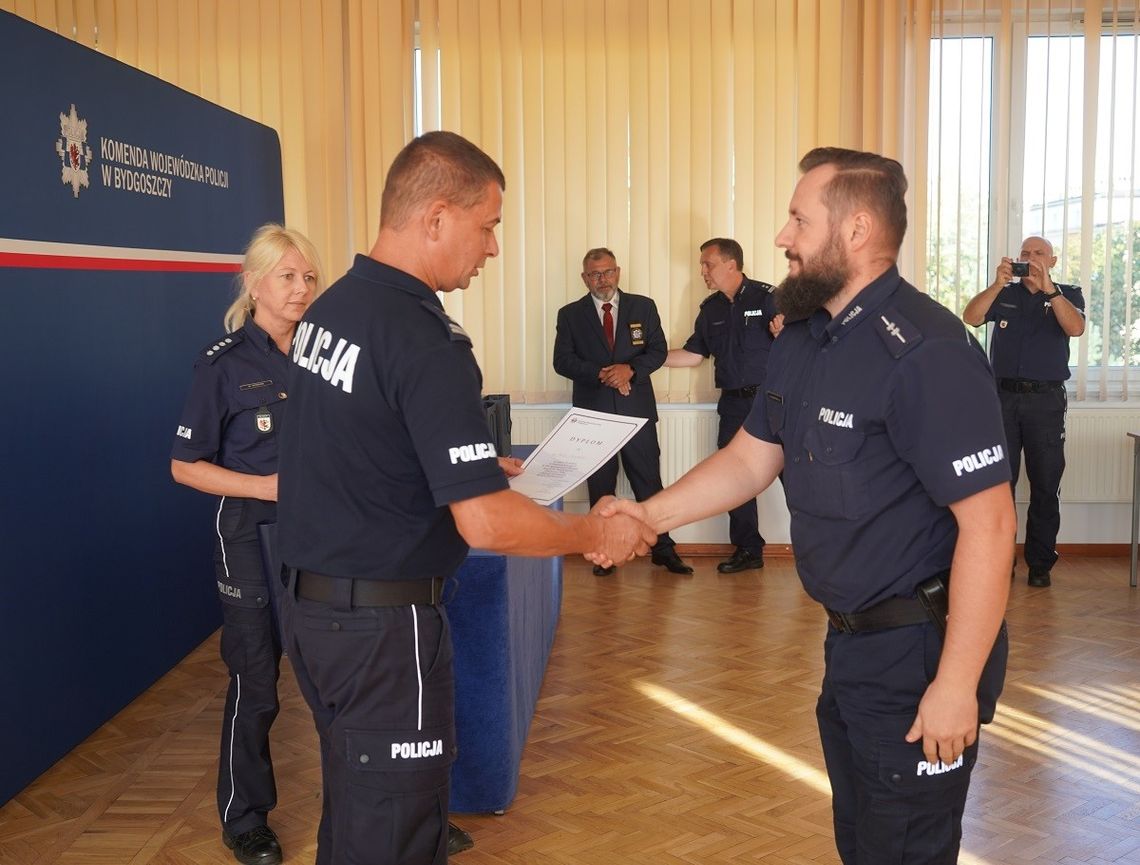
[447,528,564,814]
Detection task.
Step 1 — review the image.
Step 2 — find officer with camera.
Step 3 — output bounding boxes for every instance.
[963,236,1086,588]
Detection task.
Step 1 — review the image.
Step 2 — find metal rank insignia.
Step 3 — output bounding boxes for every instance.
[256,406,273,433]
[629,322,644,345]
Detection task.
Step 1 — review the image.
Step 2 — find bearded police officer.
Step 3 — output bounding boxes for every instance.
[600,148,1013,865]
[962,236,1086,588]
[664,238,783,573]
[276,132,655,865]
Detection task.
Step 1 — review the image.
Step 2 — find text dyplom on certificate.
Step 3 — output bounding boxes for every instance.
[508,408,647,505]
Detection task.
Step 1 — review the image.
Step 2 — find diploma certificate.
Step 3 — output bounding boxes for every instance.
[508,408,647,505]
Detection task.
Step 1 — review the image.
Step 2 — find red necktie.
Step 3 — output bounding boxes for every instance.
[602,302,614,351]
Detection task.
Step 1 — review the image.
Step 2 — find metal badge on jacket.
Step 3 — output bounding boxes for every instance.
[629,322,644,345]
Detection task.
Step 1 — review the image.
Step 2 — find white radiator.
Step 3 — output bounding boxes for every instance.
[511,403,1140,544]
[1057,406,1140,504]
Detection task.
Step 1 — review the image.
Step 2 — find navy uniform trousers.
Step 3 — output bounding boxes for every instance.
[817,620,1008,864]
[999,387,1066,572]
[717,394,765,555]
[279,573,456,865]
[213,497,283,836]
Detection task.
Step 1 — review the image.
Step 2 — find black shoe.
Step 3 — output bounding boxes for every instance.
[447,822,474,856]
[1028,569,1052,587]
[592,564,615,576]
[222,826,282,865]
[717,548,764,573]
[651,550,693,575]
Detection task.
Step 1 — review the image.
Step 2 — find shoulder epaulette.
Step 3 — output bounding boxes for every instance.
[419,299,472,345]
[873,307,923,359]
[199,330,244,364]
[698,292,720,309]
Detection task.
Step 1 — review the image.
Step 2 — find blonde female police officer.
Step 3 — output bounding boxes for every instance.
[171,224,323,865]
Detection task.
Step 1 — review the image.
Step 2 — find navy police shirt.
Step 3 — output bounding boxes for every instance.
[984,281,1085,381]
[277,255,509,582]
[171,320,289,475]
[744,266,1010,612]
[682,276,779,392]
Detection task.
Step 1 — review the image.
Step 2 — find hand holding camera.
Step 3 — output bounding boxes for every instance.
[1010,261,1030,278]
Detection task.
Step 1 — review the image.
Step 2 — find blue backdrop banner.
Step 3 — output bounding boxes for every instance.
[0,9,285,805]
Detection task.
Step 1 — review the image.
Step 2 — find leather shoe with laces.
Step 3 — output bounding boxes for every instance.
[222,826,282,865]
[651,550,693,575]
[592,564,615,576]
[447,822,474,856]
[717,548,764,573]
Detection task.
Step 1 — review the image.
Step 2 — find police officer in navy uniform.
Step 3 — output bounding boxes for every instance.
[963,236,1086,588]
[171,224,324,865]
[600,148,1013,865]
[275,131,655,865]
[665,238,783,573]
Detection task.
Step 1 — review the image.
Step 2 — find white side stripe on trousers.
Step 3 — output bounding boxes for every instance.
[411,606,423,731]
[216,497,241,824]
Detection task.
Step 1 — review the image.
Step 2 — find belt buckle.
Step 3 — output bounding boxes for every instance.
[826,609,853,633]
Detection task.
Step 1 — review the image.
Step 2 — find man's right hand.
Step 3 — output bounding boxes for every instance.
[992,257,1014,288]
[584,496,656,567]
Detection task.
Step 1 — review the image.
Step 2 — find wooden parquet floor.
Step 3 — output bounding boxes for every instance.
[2,555,1138,864]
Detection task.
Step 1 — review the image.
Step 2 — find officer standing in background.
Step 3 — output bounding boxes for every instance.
[664,238,783,573]
[553,248,693,577]
[600,147,1013,865]
[275,131,655,865]
[171,224,324,865]
[962,236,1085,588]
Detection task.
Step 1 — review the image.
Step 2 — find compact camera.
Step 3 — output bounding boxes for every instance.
[1011,261,1030,277]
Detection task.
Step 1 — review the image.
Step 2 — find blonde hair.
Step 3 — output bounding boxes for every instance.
[223,224,325,333]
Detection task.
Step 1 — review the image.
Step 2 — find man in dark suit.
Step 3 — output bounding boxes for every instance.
[553,247,692,576]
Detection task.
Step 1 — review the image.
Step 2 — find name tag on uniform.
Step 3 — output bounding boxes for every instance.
[629,322,644,345]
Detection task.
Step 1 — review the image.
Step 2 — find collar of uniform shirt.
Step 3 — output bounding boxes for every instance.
[244,317,276,355]
[810,264,903,344]
[350,254,445,310]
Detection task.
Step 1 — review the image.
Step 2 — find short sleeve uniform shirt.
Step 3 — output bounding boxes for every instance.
[682,277,780,390]
[984,282,1085,381]
[277,255,508,581]
[171,320,288,474]
[744,266,1010,612]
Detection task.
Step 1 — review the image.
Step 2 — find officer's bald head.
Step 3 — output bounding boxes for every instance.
[380,132,506,231]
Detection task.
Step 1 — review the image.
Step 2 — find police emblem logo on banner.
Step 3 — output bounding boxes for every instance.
[55,103,93,198]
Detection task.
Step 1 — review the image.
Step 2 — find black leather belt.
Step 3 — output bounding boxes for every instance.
[297,571,444,606]
[825,595,931,634]
[997,378,1063,394]
[723,385,759,399]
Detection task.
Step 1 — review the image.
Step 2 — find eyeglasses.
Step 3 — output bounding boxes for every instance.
[584,268,618,283]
